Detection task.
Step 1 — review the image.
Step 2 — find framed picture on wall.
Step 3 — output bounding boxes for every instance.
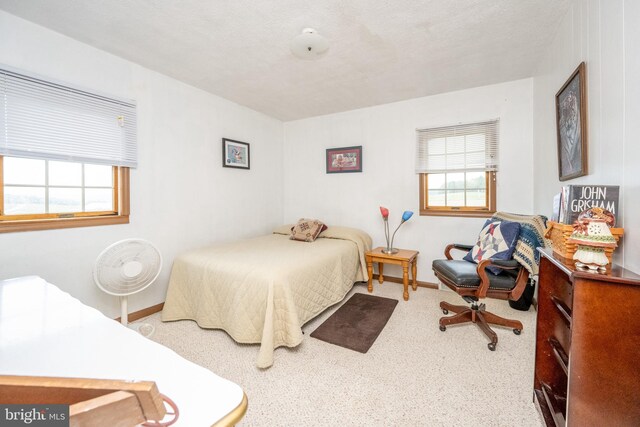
[326,146,362,173]
[556,62,588,181]
[222,138,250,170]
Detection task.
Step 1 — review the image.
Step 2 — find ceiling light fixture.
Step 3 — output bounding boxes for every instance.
[290,28,329,60]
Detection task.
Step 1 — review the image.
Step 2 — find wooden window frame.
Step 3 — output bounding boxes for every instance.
[419,171,496,218]
[0,157,129,233]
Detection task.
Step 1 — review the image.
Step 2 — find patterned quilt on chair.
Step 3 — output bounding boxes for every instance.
[491,212,549,276]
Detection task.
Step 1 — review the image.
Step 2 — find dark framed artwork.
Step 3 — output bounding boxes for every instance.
[556,62,588,181]
[222,138,250,170]
[326,146,362,174]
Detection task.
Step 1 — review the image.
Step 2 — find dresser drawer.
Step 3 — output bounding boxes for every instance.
[548,272,573,313]
[535,248,640,427]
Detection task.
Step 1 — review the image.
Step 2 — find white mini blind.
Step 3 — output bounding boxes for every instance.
[0,66,137,168]
[415,120,498,174]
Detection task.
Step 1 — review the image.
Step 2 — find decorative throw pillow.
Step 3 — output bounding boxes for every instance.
[289,223,328,234]
[290,218,327,242]
[463,219,521,275]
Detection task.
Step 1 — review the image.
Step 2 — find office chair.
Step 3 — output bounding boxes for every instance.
[432,213,546,350]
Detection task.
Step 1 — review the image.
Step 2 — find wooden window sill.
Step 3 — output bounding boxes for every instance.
[419,209,495,218]
[0,215,129,233]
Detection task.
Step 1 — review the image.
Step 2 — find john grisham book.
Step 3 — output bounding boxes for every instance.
[560,185,620,225]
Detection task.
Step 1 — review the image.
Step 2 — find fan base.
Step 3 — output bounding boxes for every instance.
[129,322,155,338]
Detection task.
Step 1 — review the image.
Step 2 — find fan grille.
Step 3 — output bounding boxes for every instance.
[94,239,162,296]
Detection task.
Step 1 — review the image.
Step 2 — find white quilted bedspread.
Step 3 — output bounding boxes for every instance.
[161,226,372,368]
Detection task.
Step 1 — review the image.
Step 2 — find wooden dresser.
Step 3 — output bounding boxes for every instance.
[534,248,640,427]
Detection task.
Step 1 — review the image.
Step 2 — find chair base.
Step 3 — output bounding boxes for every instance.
[439,301,523,350]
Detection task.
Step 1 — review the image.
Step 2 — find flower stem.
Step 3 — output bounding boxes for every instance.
[384,218,390,250]
[389,220,406,251]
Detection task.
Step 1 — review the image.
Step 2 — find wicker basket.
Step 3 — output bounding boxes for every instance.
[544,221,624,262]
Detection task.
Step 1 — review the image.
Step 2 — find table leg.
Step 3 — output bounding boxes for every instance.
[412,258,418,291]
[366,256,373,293]
[378,262,384,284]
[402,262,409,301]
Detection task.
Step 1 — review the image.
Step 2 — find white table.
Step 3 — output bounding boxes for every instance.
[0,276,247,426]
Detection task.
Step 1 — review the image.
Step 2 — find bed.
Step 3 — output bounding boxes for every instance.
[161,225,372,368]
[0,276,247,426]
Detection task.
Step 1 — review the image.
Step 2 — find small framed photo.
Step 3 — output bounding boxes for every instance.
[326,146,362,174]
[222,138,250,170]
[556,62,588,181]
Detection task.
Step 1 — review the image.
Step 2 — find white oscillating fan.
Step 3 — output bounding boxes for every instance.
[93,238,162,337]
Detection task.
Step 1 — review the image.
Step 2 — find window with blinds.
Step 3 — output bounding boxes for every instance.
[0,65,134,232]
[416,120,498,217]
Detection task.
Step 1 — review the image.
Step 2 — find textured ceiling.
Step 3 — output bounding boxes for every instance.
[0,0,571,121]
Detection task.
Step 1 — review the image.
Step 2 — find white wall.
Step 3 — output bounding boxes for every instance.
[0,11,284,317]
[6,0,635,315]
[283,79,534,283]
[532,0,639,272]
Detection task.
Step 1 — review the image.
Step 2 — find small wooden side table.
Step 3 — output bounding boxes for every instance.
[365,247,419,301]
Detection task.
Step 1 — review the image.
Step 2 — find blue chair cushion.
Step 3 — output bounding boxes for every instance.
[463,219,521,275]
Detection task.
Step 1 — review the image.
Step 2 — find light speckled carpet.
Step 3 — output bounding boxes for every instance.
[145,282,543,426]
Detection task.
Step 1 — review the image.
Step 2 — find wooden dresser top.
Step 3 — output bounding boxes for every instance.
[538,247,640,286]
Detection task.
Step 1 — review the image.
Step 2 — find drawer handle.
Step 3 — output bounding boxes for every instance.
[548,337,569,375]
[551,295,572,326]
[541,382,567,427]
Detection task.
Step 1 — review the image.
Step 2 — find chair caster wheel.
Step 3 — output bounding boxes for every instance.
[442,309,449,315]
[439,325,446,332]
[513,329,521,335]
[488,343,496,351]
